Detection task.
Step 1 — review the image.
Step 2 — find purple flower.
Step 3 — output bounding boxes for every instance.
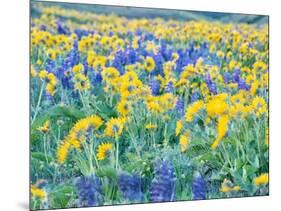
[238,79,250,91]
[192,172,207,200]
[175,98,185,117]
[205,74,217,95]
[118,172,144,202]
[149,160,177,202]
[224,72,232,84]
[233,68,240,83]
[149,79,160,96]
[190,91,200,103]
[75,174,103,207]
[165,81,174,93]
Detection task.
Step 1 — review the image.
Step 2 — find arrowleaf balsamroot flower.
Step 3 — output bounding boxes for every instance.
[179,131,190,152]
[175,119,183,136]
[104,117,125,138]
[144,56,156,72]
[206,94,229,117]
[192,172,207,200]
[251,96,267,117]
[31,185,47,200]
[117,172,144,202]
[75,174,103,206]
[117,100,131,116]
[211,115,230,149]
[96,142,113,161]
[149,160,176,202]
[56,115,103,163]
[220,179,241,193]
[37,120,50,133]
[185,100,204,122]
[253,173,269,186]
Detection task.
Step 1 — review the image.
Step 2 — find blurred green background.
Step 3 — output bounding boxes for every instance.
[31,0,268,25]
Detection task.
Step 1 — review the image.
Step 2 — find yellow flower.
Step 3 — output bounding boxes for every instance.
[220,179,241,193]
[175,120,183,136]
[31,67,37,77]
[216,50,225,58]
[46,83,56,96]
[97,142,113,161]
[72,63,84,74]
[31,185,46,200]
[117,100,131,116]
[179,131,190,152]
[252,97,267,117]
[104,118,124,137]
[146,101,163,113]
[144,56,155,72]
[57,141,71,164]
[37,120,50,133]
[253,61,267,72]
[101,67,120,82]
[206,97,228,117]
[38,70,48,80]
[145,123,158,130]
[87,51,95,66]
[228,60,240,71]
[185,100,204,122]
[211,115,229,149]
[56,115,103,164]
[254,173,269,186]
[159,93,177,110]
[74,73,90,91]
[250,80,259,95]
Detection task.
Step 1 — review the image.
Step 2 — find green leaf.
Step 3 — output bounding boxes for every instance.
[96,166,117,180]
[31,105,85,144]
[32,105,85,130]
[49,185,75,209]
[32,152,53,163]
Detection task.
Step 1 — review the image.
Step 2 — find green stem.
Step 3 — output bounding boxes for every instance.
[43,135,49,164]
[78,90,89,115]
[91,133,100,169]
[32,81,45,124]
[221,142,233,170]
[115,136,119,170]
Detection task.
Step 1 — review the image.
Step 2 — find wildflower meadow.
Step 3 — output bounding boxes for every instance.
[30,1,269,210]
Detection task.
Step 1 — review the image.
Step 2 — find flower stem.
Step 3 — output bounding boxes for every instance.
[32,81,45,124]
[115,136,119,169]
[43,134,49,164]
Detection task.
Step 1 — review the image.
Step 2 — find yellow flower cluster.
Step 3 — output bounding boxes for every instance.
[57,115,103,163]
[72,64,90,91]
[38,70,58,96]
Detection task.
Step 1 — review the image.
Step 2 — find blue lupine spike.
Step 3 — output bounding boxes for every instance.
[75,174,103,207]
[238,79,250,91]
[165,81,174,93]
[190,91,200,103]
[205,74,218,94]
[117,172,144,202]
[149,79,160,96]
[175,98,185,117]
[192,172,207,200]
[95,71,103,83]
[149,160,177,202]
[233,68,240,83]
[224,72,232,84]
